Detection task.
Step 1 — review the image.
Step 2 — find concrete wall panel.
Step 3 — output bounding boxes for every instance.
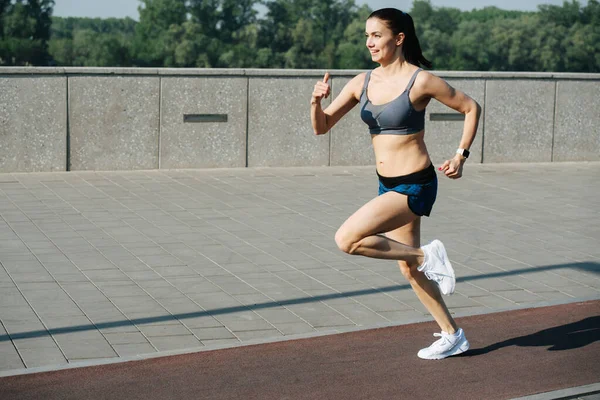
[425,78,485,165]
[0,69,598,172]
[248,77,329,167]
[484,80,555,163]
[69,76,160,171]
[0,76,66,172]
[553,81,600,161]
[160,77,247,169]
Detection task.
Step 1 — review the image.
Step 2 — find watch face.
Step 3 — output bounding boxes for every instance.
[458,149,470,158]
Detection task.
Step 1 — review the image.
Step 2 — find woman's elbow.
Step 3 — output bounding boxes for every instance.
[464,99,481,118]
[313,123,330,135]
[473,100,482,116]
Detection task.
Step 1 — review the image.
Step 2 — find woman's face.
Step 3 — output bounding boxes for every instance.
[365,18,403,63]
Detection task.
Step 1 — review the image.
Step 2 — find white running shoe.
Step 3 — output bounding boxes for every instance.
[418,239,456,295]
[418,328,470,360]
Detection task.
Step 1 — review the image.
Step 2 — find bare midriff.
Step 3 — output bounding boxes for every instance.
[372,130,432,177]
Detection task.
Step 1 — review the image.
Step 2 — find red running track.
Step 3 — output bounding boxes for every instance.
[1,300,599,400]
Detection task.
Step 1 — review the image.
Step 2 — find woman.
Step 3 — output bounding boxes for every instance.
[310,8,481,360]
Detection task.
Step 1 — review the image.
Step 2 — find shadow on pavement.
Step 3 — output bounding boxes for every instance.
[465,316,600,356]
[0,261,598,342]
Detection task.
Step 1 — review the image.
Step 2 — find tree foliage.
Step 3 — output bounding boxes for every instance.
[410,0,600,72]
[2,0,598,72]
[1,0,54,65]
[49,17,135,66]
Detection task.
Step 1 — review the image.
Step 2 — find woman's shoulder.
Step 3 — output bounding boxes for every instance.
[343,71,371,96]
[352,70,370,83]
[412,69,454,98]
[415,68,434,78]
[412,69,440,90]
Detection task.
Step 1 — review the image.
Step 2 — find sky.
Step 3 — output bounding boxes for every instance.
[52,0,584,20]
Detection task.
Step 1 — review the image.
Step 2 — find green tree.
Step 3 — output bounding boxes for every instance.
[0,0,54,65]
[335,5,373,69]
[449,20,492,70]
[418,25,453,70]
[162,20,220,67]
[48,36,72,64]
[187,0,260,67]
[581,0,600,24]
[530,21,566,72]
[538,0,582,28]
[218,0,257,43]
[67,29,130,67]
[133,0,187,66]
[3,0,597,71]
[218,23,261,67]
[49,16,136,66]
[259,0,360,69]
[487,16,530,71]
[411,1,466,70]
[51,16,137,39]
[462,6,531,22]
[410,0,434,24]
[563,22,600,72]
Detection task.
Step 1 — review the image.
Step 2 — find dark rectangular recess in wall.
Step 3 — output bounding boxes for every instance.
[430,113,465,121]
[184,114,228,123]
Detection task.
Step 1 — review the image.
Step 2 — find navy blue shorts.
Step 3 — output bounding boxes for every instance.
[377,164,438,217]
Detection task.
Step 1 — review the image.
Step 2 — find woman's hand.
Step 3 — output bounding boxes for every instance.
[438,155,465,179]
[311,72,331,105]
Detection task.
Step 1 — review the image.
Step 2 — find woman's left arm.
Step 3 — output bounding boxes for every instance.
[422,72,482,179]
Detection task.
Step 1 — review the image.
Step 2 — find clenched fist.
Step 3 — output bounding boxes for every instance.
[438,156,465,179]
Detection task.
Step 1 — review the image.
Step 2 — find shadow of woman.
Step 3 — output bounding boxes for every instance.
[463,316,600,357]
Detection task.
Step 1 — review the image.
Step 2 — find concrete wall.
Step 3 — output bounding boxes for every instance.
[554,81,600,162]
[247,74,329,167]
[0,67,599,173]
[160,73,247,169]
[68,74,160,171]
[0,73,67,172]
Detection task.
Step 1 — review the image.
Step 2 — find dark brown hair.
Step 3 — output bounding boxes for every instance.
[368,8,432,69]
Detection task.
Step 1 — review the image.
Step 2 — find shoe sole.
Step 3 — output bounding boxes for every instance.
[432,240,455,295]
[418,338,470,360]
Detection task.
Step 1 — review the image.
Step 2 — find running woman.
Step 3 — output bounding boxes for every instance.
[310,8,481,359]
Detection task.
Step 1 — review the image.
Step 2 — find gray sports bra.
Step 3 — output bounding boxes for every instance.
[359,68,425,135]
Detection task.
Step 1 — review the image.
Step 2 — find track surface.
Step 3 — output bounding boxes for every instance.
[1,300,599,400]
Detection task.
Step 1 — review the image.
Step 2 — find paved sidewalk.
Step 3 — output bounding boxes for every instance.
[0,162,599,380]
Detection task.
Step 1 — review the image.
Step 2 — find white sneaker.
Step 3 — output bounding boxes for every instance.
[418,328,470,360]
[418,239,456,295]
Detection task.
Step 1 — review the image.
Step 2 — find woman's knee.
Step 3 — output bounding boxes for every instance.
[334,227,359,254]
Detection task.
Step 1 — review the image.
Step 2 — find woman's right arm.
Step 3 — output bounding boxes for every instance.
[311,72,364,135]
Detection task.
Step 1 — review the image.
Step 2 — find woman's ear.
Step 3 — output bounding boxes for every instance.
[396,32,405,46]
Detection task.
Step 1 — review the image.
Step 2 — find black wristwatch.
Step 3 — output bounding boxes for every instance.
[456,148,470,159]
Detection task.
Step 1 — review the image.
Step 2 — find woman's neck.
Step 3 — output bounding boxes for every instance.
[377,56,411,78]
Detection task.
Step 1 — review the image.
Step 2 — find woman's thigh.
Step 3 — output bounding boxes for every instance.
[385,218,421,248]
[337,191,418,242]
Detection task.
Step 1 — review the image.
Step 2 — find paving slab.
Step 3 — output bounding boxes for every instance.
[0,162,598,384]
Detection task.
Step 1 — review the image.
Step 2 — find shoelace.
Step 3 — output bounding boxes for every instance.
[429,333,450,349]
[424,271,443,282]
